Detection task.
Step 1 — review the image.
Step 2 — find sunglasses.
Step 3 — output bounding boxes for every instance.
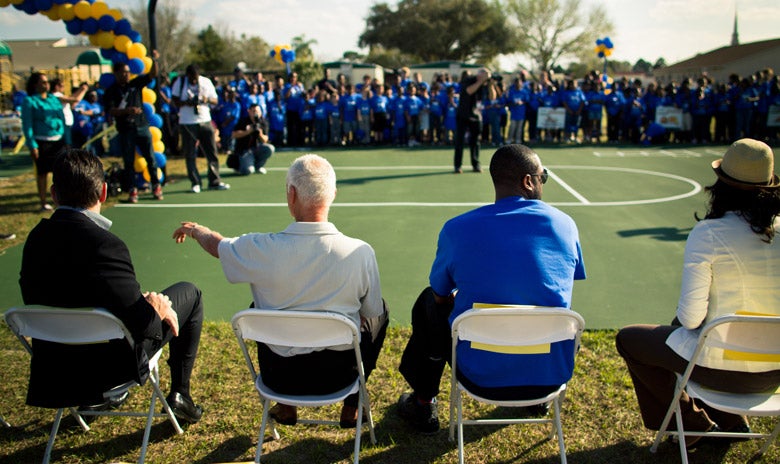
[530,168,548,184]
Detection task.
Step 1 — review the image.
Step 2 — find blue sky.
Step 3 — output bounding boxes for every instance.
[1,0,778,70]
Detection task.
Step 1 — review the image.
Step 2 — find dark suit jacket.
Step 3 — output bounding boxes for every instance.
[19,209,163,407]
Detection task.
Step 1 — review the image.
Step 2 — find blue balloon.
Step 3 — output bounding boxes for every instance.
[598,51,605,58]
[129,30,142,43]
[269,50,276,58]
[100,47,115,60]
[128,57,145,75]
[281,49,296,63]
[34,0,53,11]
[98,73,115,89]
[154,152,167,168]
[135,172,148,189]
[98,15,116,32]
[114,19,133,37]
[82,17,99,35]
[149,113,163,129]
[142,102,155,120]
[595,38,603,46]
[20,0,39,14]
[65,19,83,35]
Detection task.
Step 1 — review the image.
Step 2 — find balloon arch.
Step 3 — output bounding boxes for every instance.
[1,0,166,185]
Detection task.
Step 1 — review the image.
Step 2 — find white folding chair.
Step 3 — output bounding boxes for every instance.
[231,309,377,464]
[4,306,184,464]
[650,314,780,463]
[0,414,9,428]
[449,306,585,464]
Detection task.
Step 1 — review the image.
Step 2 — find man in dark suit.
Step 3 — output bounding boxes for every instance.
[19,148,204,423]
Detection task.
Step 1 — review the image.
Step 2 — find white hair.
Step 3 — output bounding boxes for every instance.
[286,154,337,206]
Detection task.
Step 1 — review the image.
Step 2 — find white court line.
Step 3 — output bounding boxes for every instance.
[547,168,590,205]
[116,165,701,208]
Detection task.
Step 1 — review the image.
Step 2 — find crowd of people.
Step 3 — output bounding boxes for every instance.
[193,66,780,151]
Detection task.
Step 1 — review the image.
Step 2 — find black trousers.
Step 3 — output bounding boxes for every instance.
[144,281,204,397]
[399,287,562,402]
[454,117,481,171]
[257,305,389,407]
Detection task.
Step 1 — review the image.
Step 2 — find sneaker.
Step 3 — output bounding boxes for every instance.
[258,167,268,175]
[190,185,201,194]
[397,392,439,434]
[40,203,53,212]
[152,184,163,200]
[128,189,139,204]
[0,233,15,240]
[208,182,231,191]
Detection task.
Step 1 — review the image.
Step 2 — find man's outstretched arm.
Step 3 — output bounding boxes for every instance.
[173,221,224,258]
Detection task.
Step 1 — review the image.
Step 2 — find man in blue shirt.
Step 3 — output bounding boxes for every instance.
[397,144,586,434]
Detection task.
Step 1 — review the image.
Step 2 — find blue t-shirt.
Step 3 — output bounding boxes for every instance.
[430,196,586,388]
[340,93,359,122]
[507,86,528,120]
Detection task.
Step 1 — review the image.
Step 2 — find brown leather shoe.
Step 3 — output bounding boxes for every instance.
[340,404,369,429]
[269,403,297,425]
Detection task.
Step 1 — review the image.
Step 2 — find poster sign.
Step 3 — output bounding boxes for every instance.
[537,107,565,130]
[655,106,683,129]
[768,105,780,127]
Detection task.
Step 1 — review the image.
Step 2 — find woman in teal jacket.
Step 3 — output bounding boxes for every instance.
[21,72,65,211]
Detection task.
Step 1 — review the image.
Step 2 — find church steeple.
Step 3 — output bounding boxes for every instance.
[731,9,739,46]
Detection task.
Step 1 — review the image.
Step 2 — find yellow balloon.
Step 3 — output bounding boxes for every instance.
[149,126,162,142]
[108,8,122,20]
[142,56,153,74]
[97,31,115,49]
[142,87,157,105]
[114,35,131,53]
[59,3,75,21]
[73,1,91,20]
[9,0,23,5]
[134,155,147,173]
[153,140,165,154]
[0,0,12,7]
[90,1,109,19]
[126,42,147,61]
[44,6,61,20]
[88,34,100,46]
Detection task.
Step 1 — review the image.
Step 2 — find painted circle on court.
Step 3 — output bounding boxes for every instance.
[546,165,702,206]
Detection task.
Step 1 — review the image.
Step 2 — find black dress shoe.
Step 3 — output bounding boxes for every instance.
[79,391,130,413]
[166,392,203,424]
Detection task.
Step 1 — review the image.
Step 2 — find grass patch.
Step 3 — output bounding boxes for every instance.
[1,324,777,463]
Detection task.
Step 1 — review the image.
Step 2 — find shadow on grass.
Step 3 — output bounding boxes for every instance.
[193,434,255,464]
[337,170,457,186]
[617,226,692,242]
[0,418,180,463]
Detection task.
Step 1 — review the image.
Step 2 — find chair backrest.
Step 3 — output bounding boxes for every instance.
[694,314,780,363]
[231,309,358,348]
[4,306,130,349]
[452,306,584,348]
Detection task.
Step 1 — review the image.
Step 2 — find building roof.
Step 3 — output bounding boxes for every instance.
[409,61,482,69]
[1,38,103,73]
[663,38,780,72]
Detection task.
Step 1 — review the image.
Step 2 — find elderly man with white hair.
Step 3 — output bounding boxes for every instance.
[172,154,389,428]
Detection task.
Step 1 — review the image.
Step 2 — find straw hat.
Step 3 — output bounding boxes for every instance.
[711,138,780,189]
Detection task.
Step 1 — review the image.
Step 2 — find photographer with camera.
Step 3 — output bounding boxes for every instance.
[172,64,229,193]
[229,103,275,175]
[453,67,491,174]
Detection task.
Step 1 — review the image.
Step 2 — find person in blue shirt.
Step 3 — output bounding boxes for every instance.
[404,83,423,147]
[327,92,342,146]
[428,82,445,145]
[369,85,389,145]
[396,144,586,434]
[443,86,458,144]
[585,80,605,143]
[301,88,316,146]
[538,83,560,143]
[506,77,528,145]
[691,85,713,144]
[622,87,644,144]
[340,85,359,145]
[562,79,586,143]
[267,90,286,146]
[216,88,242,154]
[283,73,305,146]
[483,80,504,146]
[313,90,330,146]
[392,89,408,146]
[357,86,372,144]
[735,77,759,140]
[72,90,105,156]
[604,85,625,143]
[526,82,541,143]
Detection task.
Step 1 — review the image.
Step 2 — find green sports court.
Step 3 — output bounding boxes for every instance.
[0,144,732,329]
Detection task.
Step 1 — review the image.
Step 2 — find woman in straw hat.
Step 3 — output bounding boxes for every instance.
[616,138,780,446]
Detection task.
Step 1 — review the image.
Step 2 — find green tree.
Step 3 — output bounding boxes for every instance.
[125,0,195,74]
[653,57,667,69]
[359,0,514,64]
[187,25,228,72]
[506,0,614,73]
[633,58,652,74]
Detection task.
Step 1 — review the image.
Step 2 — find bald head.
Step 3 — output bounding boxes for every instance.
[489,144,544,200]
